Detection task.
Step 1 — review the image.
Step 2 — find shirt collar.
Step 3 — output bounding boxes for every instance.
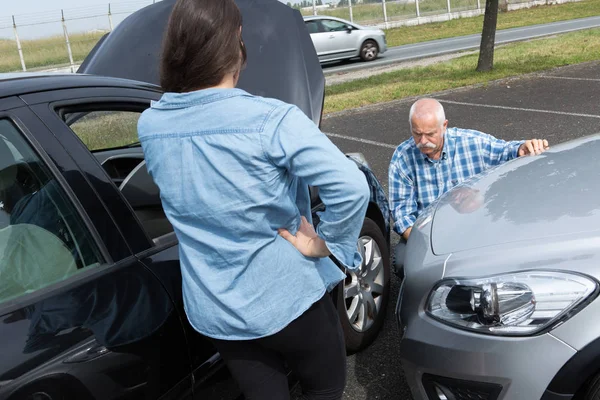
[151,88,248,110]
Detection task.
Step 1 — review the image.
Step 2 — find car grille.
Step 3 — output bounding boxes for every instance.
[422,374,502,400]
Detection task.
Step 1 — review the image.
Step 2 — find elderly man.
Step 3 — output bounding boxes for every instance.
[389,98,548,271]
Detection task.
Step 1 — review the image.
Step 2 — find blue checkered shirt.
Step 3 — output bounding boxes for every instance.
[388,127,524,235]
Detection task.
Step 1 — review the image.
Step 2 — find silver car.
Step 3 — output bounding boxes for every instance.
[397,135,600,400]
[303,16,387,63]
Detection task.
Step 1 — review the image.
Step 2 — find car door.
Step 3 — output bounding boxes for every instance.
[305,19,328,59]
[25,86,242,400]
[318,19,359,60]
[0,98,188,400]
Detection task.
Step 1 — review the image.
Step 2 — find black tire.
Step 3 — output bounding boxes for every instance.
[336,217,390,354]
[360,40,379,62]
[583,372,600,399]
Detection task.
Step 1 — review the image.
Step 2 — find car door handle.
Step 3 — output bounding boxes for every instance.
[329,35,335,39]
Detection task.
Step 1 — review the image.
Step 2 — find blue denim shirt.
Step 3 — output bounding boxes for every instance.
[137,88,369,340]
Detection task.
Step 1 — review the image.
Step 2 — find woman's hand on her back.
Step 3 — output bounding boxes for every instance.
[278,216,331,258]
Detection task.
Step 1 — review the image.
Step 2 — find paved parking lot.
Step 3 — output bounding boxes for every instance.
[318,60,600,400]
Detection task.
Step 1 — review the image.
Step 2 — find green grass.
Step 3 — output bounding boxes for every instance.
[300,0,480,23]
[301,0,599,29]
[68,111,140,151]
[0,31,105,73]
[384,0,600,46]
[324,28,600,114]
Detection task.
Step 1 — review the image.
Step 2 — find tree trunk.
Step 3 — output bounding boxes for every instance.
[476,0,499,72]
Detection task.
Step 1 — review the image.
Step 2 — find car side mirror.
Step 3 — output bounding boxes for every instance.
[345,25,353,33]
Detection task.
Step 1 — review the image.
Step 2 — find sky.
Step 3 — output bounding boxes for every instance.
[0,0,304,15]
[0,0,308,39]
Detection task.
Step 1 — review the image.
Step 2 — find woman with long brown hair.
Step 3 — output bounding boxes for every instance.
[137,0,369,398]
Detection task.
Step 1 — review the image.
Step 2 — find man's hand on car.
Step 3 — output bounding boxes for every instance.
[518,139,549,156]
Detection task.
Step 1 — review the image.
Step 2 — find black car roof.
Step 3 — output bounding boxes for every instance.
[0,73,162,100]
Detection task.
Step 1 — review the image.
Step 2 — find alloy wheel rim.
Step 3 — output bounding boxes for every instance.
[344,235,384,332]
[362,44,377,60]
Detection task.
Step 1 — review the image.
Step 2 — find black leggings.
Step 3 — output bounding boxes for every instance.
[211,294,347,400]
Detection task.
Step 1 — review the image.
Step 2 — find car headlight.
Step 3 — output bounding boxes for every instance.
[426,271,597,336]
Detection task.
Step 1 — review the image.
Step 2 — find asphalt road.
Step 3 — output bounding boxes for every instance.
[315,60,600,400]
[322,16,600,75]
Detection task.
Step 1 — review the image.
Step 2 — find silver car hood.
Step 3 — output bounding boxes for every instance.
[431,134,600,255]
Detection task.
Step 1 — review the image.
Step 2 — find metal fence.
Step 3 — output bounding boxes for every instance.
[308,0,485,25]
[0,0,579,74]
[300,0,573,26]
[301,0,484,26]
[0,0,161,73]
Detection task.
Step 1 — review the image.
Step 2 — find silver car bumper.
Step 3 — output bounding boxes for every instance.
[397,298,577,400]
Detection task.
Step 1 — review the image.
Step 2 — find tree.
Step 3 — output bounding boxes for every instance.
[476,0,499,72]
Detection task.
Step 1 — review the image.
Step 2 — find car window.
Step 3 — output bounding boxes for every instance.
[66,110,141,151]
[0,119,103,306]
[63,108,174,241]
[305,20,320,34]
[1,138,23,161]
[321,19,349,32]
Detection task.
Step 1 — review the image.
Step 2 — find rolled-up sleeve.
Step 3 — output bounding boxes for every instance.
[388,159,417,235]
[262,105,369,270]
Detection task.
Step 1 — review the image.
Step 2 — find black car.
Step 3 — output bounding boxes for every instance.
[0,2,391,400]
[0,72,391,400]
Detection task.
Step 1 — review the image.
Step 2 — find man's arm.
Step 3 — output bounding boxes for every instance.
[388,160,418,240]
[482,133,549,165]
[480,132,525,166]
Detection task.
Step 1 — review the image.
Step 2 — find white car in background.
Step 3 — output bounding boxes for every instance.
[303,15,387,63]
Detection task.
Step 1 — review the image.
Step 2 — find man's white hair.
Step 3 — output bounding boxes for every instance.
[408,98,446,130]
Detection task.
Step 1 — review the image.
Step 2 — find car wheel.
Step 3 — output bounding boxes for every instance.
[336,217,390,354]
[360,40,379,62]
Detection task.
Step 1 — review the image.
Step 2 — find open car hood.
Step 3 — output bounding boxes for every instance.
[78,0,325,126]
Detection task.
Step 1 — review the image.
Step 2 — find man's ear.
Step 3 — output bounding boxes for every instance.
[443,119,449,130]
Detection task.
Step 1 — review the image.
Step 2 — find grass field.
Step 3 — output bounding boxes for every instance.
[301,0,482,24]
[299,0,597,27]
[0,31,105,73]
[68,111,140,151]
[324,28,600,114]
[384,0,600,46]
